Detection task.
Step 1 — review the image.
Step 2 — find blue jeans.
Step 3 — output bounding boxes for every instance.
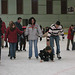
[50,36,60,55]
[9,43,16,57]
[29,40,38,57]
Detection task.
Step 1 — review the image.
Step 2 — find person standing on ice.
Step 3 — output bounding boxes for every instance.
[67,25,74,51]
[25,17,42,59]
[5,22,23,59]
[47,21,64,60]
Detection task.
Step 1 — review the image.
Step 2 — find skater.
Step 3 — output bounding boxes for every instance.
[47,21,64,60]
[39,46,54,62]
[67,25,74,50]
[25,17,42,59]
[15,17,22,51]
[0,18,6,48]
[0,18,2,61]
[20,26,26,51]
[5,21,23,59]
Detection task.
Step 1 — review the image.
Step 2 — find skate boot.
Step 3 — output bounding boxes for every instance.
[57,53,61,60]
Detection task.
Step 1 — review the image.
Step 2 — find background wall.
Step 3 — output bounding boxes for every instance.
[0,0,75,28]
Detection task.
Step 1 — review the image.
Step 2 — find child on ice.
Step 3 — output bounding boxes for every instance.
[39,46,54,62]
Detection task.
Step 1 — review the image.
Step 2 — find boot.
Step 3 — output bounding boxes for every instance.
[57,53,61,60]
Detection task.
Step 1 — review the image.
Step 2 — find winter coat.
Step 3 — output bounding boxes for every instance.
[5,27,23,43]
[39,48,53,61]
[0,22,2,36]
[25,24,42,40]
[1,22,6,34]
[67,27,74,40]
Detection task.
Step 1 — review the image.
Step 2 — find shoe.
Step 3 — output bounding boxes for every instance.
[67,49,70,51]
[10,57,12,60]
[8,54,10,57]
[23,49,26,51]
[5,45,8,48]
[18,50,20,51]
[20,50,22,51]
[36,57,38,59]
[29,57,31,59]
[14,56,16,59]
[57,54,61,60]
[2,46,4,48]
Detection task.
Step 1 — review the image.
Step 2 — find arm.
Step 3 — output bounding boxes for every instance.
[4,28,9,41]
[17,27,23,34]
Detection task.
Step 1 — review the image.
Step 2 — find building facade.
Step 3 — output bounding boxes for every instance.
[0,0,75,27]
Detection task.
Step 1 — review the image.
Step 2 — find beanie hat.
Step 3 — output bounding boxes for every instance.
[45,46,51,51]
[56,21,60,25]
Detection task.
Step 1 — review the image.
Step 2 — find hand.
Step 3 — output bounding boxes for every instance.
[40,37,42,41]
[62,36,65,39]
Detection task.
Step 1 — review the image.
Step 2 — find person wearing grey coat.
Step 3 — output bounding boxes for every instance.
[25,17,42,59]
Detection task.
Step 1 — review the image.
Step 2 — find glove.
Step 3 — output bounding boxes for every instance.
[62,36,65,39]
[40,37,42,41]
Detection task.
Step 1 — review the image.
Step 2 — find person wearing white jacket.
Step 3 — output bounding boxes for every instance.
[25,17,42,59]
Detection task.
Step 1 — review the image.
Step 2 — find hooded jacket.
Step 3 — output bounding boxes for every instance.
[25,24,42,40]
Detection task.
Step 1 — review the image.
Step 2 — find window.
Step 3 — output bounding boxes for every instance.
[46,0,53,14]
[1,0,8,14]
[32,0,38,14]
[17,0,23,14]
[61,0,67,14]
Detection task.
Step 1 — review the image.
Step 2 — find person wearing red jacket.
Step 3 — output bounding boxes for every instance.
[67,25,74,50]
[5,21,23,59]
[1,18,6,48]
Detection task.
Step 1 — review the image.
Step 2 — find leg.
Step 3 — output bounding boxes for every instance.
[34,40,38,58]
[50,36,55,55]
[55,36,61,59]
[9,43,13,59]
[20,42,22,51]
[13,43,16,58]
[29,40,33,58]
[67,39,70,50]
[55,36,60,54]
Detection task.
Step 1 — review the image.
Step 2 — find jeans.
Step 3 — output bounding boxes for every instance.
[9,43,16,57]
[50,36,60,55]
[29,40,38,57]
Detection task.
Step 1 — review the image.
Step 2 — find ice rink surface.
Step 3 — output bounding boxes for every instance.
[0,35,75,75]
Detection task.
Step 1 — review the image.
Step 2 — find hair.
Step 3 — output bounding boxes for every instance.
[56,21,60,25]
[9,21,13,27]
[10,22,16,31]
[29,17,36,25]
[45,46,52,51]
[17,17,22,20]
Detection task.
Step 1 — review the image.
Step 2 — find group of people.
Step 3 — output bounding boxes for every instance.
[0,16,75,62]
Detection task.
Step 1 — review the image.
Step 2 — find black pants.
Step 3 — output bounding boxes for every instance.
[20,41,26,50]
[67,39,73,49]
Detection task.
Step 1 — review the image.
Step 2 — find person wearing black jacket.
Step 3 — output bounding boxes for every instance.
[15,17,22,51]
[39,46,54,62]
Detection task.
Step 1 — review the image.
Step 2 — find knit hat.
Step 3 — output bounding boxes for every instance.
[56,21,60,25]
[45,46,51,51]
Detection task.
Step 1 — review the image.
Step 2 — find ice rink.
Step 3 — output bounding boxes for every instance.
[0,35,75,75]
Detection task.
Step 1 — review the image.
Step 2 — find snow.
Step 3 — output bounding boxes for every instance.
[0,35,75,75]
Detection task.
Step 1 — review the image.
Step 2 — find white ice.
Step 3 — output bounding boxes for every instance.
[0,35,75,75]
